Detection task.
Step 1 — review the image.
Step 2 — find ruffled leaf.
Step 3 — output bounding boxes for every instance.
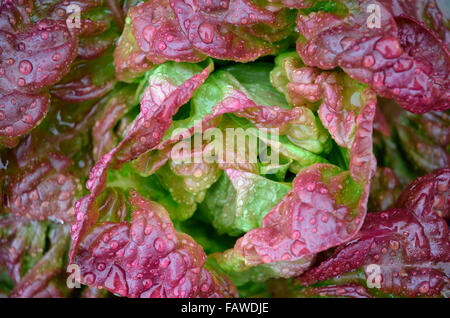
[130,0,206,64]
[0,217,48,284]
[393,110,449,174]
[113,18,155,83]
[299,169,450,297]
[368,167,402,212]
[271,52,378,149]
[296,1,450,113]
[51,54,116,103]
[171,0,279,61]
[70,63,213,259]
[9,226,70,298]
[92,85,140,161]
[210,82,376,283]
[396,168,449,220]
[7,154,81,224]
[0,16,78,146]
[71,191,237,297]
[0,19,78,93]
[200,168,291,236]
[269,278,372,298]
[119,0,284,68]
[0,90,50,140]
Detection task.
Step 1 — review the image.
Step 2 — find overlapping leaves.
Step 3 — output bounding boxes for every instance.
[295,0,450,113]
[299,169,450,297]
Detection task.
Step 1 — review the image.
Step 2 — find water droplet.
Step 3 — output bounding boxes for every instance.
[290,240,305,257]
[362,55,375,68]
[144,225,152,235]
[143,279,152,288]
[22,114,33,123]
[200,283,210,292]
[372,71,385,88]
[57,174,66,185]
[198,22,215,44]
[375,37,402,59]
[307,43,317,55]
[389,240,399,250]
[336,287,346,295]
[154,238,166,252]
[143,25,156,43]
[418,281,430,294]
[100,233,110,243]
[160,257,171,269]
[193,168,203,178]
[19,60,33,75]
[58,191,70,201]
[292,230,300,240]
[27,190,38,201]
[340,37,356,50]
[52,53,61,61]
[184,19,191,30]
[325,113,333,122]
[84,273,96,284]
[306,182,316,192]
[116,248,124,257]
[393,59,413,72]
[158,41,167,51]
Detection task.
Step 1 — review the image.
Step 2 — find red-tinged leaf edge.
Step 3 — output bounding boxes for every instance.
[71,190,238,297]
[69,64,213,260]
